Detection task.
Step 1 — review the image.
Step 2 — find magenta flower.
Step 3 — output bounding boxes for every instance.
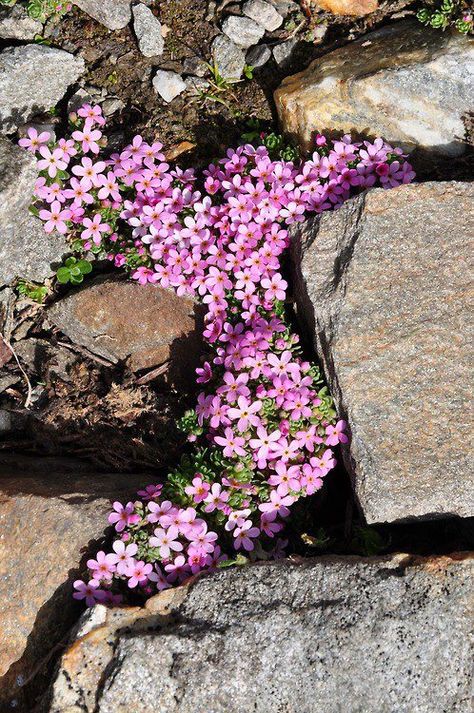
[185,476,211,504]
[108,501,140,532]
[214,427,247,458]
[72,118,102,154]
[38,201,71,234]
[73,579,107,607]
[37,146,68,178]
[227,395,262,432]
[203,483,229,513]
[149,525,183,559]
[234,520,260,551]
[19,127,50,152]
[86,550,117,581]
[325,420,348,446]
[109,540,138,575]
[125,560,153,588]
[81,214,111,245]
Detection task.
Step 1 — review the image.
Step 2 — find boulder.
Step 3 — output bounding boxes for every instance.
[0,455,148,709]
[47,276,204,378]
[313,0,378,14]
[0,137,68,287]
[133,4,164,58]
[48,553,473,712]
[292,182,474,524]
[0,45,85,135]
[74,0,132,30]
[0,5,42,40]
[275,20,474,156]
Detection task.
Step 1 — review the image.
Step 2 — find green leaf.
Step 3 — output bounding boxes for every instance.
[56,267,71,284]
[77,260,92,274]
[65,257,76,267]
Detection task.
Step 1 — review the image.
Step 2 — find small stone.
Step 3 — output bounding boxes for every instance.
[0,5,42,40]
[183,55,208,77]
[314,0,378,14]
[243,0,283,31]
[246,43,271,68]
[0,410,11,433]
[47,276,204,379]
[222,15,265,49]
[0,137,68,288]
[74,0,132,30]
[269,0,299,17]
[102,97,125,116]
[211,34,245,80]
[152,69,186,102]
[272,36,298,68]
[292,182,474,523]
[275,20,474,156]
[132,3,164,58]
[185,76,209,95]
[0,45,85,134]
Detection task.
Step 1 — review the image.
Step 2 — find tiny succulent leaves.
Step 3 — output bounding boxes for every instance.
[56,257,92,285]
[20,104,415,608]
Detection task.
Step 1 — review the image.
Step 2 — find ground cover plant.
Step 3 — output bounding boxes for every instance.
[0,0,71,22]
[20,106,415,606]
[417,0,473,33]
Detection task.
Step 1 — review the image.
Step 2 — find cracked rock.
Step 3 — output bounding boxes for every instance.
[0,44,85,134]
[292,182,474,523]
[48,554,473,712]
[243,0,283,31]
[0,5,42,40]
[133,3,164,57]
[222,15,265,49]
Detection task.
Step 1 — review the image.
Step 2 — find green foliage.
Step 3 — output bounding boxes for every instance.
[350,526,388,556]
[240,119,300,162]
[56,256,93,285]
[243,64,254,80]
[417,1,473,34]
[16,278,48,303]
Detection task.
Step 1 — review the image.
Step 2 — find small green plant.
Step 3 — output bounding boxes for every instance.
[0,0,72,22]
[56,257,93,285]
[243,64,254,80]
[350,526,389,556]
[16,279,49,303]
[240,119,300,162]
[196,59,242,108]
[417,1,473,34]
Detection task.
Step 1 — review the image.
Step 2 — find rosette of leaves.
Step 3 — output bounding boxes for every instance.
[417,1,473,34]
[56,256,92,285]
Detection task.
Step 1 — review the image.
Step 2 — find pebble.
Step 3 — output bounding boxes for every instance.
[273,36,298,68]
[183,55,208,77]
[152,70,186,103]
[132,3,164,58]
[221,15,265,49]
[243,0,283,32]
[246,44,271,68]
[210,34,245,80]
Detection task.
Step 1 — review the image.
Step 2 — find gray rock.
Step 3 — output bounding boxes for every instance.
[275,20,474,155]
[211,34,245,80]
[246,43,271,67]
[0,456,149,709]
[74,0,131,30]
[102,97,126,116]
[272,36,298,68]
[222,15,265,49]
[0,5,42,40]
[269,0,299,17]
[292,182,474,524]
[48,553,474,713]
[183,55,208,77]
[185,76,209,96]
[243,0,283,31]
[0,44,85,134]
[133,3,164,58]
[68,86,105,114]
[0,137,68,288]
[152,70,186,102]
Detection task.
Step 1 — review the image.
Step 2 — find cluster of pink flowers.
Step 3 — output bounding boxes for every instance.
[21,105,415,606]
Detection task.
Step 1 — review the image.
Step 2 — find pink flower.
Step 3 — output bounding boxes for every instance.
[164,555,190,583]
[73,579,107,607]
[72,118,102,154]
[185,476,210,503]
[325,419,348,446]
[81,214,111,245]
[109,540,138,575]
[227,395,262,432]
[19,127,51,152]
[37,146,67,178]
[214,427,246,458]
[126,560,153,588]
[108,501,140,532]
[149,525,183,559]
[204,483,229,513]
[234,520,260,551]
[38,201,71,234]
[189,523,218,554]
[78,103,106,126]
[87,550,117,581]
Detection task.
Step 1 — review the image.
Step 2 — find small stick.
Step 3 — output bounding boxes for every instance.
[0,334,33,409]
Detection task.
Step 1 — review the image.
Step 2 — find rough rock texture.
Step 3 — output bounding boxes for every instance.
[273,36,298,68]
[211,34,245,79]
[246,43,271,68]
[275,20,474,156]
[243,0,283,31]
[153,70,186,102]
[314,0,378,14]
[133,3,164,57]
[0,5,42,40]
[74,0,132,30]
[0,45,85,134]
[48,553,474,713]
[0,137,68,287]
[0,454,148,709]
[222,15,265,49]
[292,182,474,524]
[47,276,204,377]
